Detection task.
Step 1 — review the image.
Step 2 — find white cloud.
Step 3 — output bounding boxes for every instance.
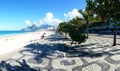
[37,12,62,26]
[24,20,32,26]
[64,8,83,20]
[25,9,83,27]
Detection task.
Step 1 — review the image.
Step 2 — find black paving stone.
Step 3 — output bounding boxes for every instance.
[60,60,76,66]
[105,55,120,64]
[51,69,66,71]
[115,67,120,71]
[27,58,42,64]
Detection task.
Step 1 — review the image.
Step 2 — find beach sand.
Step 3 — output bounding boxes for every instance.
[0,30,53,59]
[0,30,120,71]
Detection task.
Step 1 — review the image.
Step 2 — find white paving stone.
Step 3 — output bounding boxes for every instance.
[84,57,104,63]
[82,64,101,71]
[111,54,120,61]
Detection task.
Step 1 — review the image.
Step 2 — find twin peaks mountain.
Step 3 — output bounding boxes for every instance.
[21,24,54,31]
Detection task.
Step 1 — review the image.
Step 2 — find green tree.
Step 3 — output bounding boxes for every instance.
[79,10,93,38]
[86,0,120,46]
[57,17,87,45]
[57,22,69,38]
[68,24,87,44]
[68,17,87,45]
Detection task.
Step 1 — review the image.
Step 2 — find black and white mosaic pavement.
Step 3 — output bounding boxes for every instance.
[4,33,120,71]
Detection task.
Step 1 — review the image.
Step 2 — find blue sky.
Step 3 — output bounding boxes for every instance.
[0,0,86,30]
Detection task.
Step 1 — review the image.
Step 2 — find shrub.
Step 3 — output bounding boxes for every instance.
[68,24,87,44]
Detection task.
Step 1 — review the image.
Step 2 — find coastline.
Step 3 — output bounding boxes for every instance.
[0,31,28,37]
[0,30,54,57]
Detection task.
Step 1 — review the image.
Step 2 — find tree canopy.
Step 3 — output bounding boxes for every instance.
[86,0,120,46]
[57,17,87,45]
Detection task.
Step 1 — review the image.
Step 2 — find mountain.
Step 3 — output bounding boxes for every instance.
[39,24,53,29]
[21,24,54,31]
[21,24,38,31]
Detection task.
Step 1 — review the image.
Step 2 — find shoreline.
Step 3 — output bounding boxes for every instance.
[0,30,54,57]
[0,31,34,38]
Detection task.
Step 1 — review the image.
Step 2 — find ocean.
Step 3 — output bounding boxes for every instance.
[0,31,28,36]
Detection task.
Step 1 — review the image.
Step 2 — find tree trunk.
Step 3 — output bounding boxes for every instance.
[86,22,89,38]
[86,28,89,38]
[71,41,73,45]
[113,26,117,46]
[65,33,67,39]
